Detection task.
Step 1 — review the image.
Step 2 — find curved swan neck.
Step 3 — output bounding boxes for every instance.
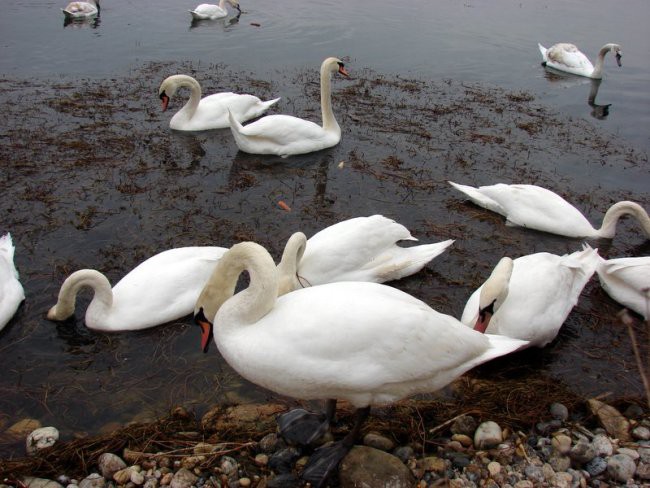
[598,201,650,238]
[592,44,615,79]
[199,242,279,327]
[320,61,339,133]
[48,269,113,320]
[168,75,202,118]
[277,232,307,296]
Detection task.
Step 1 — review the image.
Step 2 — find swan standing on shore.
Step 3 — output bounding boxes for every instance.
[62,0,99,18]
[47,246,227,331]
[461,246,600,348]
[0,233,25,331]
[158,75,280,131]
[597,256,650,320]
[228,57,350,157]
[538,42,622,79]
[449,182,650,239]
[189,0,240,20]
[194,241,527,487]
[276,215,454,295]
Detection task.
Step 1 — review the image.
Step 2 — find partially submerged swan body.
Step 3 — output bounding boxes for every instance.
[461,246,600,348]
[449,182,650,239]
[158,74,280,131]
[228,57,349,157]
[0,233,25,331]
[47,246,227,331]
[62,0,99,18]
[194,241,527,486]
[189,0,240,20]
[597,256,650,319]
[538,42,622,79]
[276,215,454,296]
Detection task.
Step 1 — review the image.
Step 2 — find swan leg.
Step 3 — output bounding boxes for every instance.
[301,406,370,488]
[277,399,338,446]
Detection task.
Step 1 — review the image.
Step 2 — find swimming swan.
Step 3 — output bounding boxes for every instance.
[189,0,240,20]
[597,256,650,320]
[449,182,650,239]
[194,241,527,486]
[62,0,99,18]
[0,233,25,331]
[227,57,350,157]
[276,215,454,296]
[158,74,280,131]
[538,42,622,79]
[47,246,227,331]
[461,246,600,348]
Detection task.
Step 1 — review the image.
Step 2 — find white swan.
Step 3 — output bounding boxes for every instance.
[47,246,227,331]
[449,182,650,239]
[158,75,280,131]
[597,256,650,320]
[538,42,622,79]
[461,246,600,348]
[227,57,349,157]
[0,233,25,331]
[189,0,240,20]
[276,215,454,295]
[62,0,99,18]
[194,241,527,486]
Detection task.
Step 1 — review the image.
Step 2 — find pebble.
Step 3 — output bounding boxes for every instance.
[606,454,637,483]
[450,415,478,436]
[585,456,608,477]
[98,453,127,480]
[591,434,614,457]
[363,431,395,451]
[487,461,501,477]
[474,421,502,450]
[552,434,572,455]
[26,426,59,455]
[550,403,569,421]
[633,426,650,441]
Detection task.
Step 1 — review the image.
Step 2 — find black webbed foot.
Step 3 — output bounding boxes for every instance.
[277,408,330,447]
[301,440,352,488]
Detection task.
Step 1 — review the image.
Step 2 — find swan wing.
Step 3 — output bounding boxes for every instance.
[597,257,650,319]
[0,233,25,329]
[545,43,595,75]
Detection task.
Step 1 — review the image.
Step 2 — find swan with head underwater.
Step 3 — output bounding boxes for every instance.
[158,75,280,131]
[596,255,650,320]
[276,215,455,295]
[0,233,25,331]
[194,241,528,487]
[189,0,240,20]
[47,246,227,331]
[227,57,350,157]
[538,42,622,79]
[461,245,601,348]
[449,182,650,240]
[62,0,99,19]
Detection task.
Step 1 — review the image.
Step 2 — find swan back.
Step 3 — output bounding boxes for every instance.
[0,233,25,330]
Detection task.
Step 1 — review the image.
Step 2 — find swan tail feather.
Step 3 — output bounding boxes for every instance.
[483,334,530,360]
[538,43,548,62]
[448,181,506,215]
[263,97,281,109]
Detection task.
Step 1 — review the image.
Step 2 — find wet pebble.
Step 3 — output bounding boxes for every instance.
[591,434,613,457]
[474,421,502,450]
[97,453,127,480]
[633,425,650,441]
[585,456,608,477]
[606,453,636,483]
[550,403,569,421]
[362,431,394,451]
[450,415,477,436]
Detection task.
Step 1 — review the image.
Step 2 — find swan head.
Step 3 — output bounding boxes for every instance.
[158,76,185,111]
[613,45,622,67]
[474,257,513,333]
[227,0,241,12]
[195,307,214,353]
[277,232,308,296]
[322,57,350,78]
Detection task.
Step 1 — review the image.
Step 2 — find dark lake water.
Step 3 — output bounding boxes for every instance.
[0,0,649,458]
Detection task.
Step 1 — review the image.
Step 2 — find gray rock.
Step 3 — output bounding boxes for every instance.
[97,453,127,480]
[339,446,415,488]
[362,432,395,452]
[26,427,59,455]
[219,456,238,478]
[633,426,650,441]
[450,415,478,436]
[636,462,650,480]
[20,478,64,488]
[548,454,571,473]
[524,465,544,483]
[78,474,105,488]
[585,457,607,477]
[624,404,645,420]
[474,421,502,450]
[258,433,283,453]
[169,469,198,488]
[618,447,640,461]
[550,403,569,421]
[591,434,613,457]
[639,447,650,464]
[606,454,636,483]
[569,439,596,464]
[268,447,300,474]
[392,445,414,463]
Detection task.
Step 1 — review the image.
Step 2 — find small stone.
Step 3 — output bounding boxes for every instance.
[542,463,555,481]
[266,474,300,488]
[587,399,631,442]
[258,433,282,453]
[392,445,414,463]
[624,404,645,420]
[524,464,544,483]
[26,427,59,455]
[418,456,446,474]
[617,447,639,461]
[98,453,127,480]
[633,426,650,441]
[130,471,145,485]
[450,415,478,436]
[160,473,173,486]
[487,461,501,477]
[193,442,218,455]
[569,439,597,464]
[639,447,650,464]
[143,479,158,488]
[268,447,300,474]
[591,434,613,457]
[451,434,473,448]
[636,462,650,480]
[113,468,132,485]
[254,453,269,466]
[552,472,573,488]
[238,478,251,488]
[339,446,415,488]
[446,440,464,452]
[548,454,571,473]
[169,468,198,488]
[606,454,636,483]
[552,434,572,455]
[219,456,238,477]
[474,421,502,450]
[514,481,533,488]
[20,478,65,488]
[362,432,394,451]
[5,418,42,439]
[585,456,607,477]
[550,403,569,421]
[78,474,105,488]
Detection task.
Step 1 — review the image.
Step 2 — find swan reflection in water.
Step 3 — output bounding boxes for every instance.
[543,70,612,120]
[189,11,240,30]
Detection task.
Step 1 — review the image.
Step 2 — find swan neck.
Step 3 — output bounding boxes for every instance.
[53,269,113,319]
[173,75,202,119]
[276,232,307,296]
[599,201,650,238]
[320,64,339,133]
[592,45,612,79]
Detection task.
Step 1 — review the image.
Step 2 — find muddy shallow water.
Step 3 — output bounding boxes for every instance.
[0,58,648,457]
